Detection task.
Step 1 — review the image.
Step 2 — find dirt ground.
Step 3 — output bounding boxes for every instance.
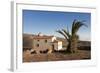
[23,49,91,62]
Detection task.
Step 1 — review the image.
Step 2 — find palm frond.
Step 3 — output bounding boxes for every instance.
[62,29,70,39]
[72,19,77,35]
[56,30,68,40]
[72,20,87,35]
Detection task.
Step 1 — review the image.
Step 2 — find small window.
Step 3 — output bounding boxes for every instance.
[45,40,47,43]
[36,44,39,47]
[37,40,39,41]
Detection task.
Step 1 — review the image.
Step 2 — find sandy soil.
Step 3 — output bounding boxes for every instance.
[23,49,91,62]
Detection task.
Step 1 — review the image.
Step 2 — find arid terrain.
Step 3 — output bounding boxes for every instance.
[23,34,91,62]
[23,49,90,62]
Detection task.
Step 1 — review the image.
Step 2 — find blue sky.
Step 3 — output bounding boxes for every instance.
[23,10,91,41]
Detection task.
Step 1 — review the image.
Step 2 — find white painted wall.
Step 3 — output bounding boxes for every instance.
[51,36,56,42]
[58,42,62,50]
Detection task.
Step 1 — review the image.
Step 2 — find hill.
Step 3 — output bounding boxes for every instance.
[23,33,91,50]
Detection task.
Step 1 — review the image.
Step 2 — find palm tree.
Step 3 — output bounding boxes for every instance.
[56,19,87,53]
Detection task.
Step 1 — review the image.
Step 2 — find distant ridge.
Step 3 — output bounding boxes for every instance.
[23,33,91,50]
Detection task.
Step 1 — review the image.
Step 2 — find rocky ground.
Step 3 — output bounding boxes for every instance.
[23,49,91,62]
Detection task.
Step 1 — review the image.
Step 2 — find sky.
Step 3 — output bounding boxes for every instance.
[23,10,91,41]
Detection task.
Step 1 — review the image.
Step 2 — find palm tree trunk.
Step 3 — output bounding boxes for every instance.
[71,37,78,53]
[66,40,72,53]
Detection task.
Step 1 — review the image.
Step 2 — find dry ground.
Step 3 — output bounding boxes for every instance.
[23,49,91,62]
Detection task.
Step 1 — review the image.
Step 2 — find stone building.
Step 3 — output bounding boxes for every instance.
[32,33,62,53]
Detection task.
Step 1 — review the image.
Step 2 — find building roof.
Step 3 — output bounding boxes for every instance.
[33,35,54,39]
[52,40,62,43]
